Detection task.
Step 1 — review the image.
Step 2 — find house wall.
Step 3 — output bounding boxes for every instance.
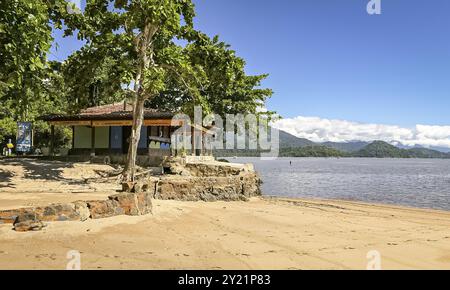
[73,126,91,149]
[72,125,170,152]
[110,126,122,149]
[139,126,148,148]
[95,127,109,148]
[73,126,109,149]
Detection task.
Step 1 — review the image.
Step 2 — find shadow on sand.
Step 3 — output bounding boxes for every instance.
[0,168,14,189]
[0,159,82,188]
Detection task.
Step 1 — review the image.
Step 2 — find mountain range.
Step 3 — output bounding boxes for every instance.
[214,129,450,158]
[278,130,450,159]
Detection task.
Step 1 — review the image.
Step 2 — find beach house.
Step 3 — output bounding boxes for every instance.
[40,102,214,164]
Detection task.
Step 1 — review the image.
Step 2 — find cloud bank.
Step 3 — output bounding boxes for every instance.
[272,116,450,149]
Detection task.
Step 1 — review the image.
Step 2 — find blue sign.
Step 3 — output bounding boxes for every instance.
[16,122,32,152]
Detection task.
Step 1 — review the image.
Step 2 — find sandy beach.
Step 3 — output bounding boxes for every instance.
[1,159,450,270]
[1,197,450,270]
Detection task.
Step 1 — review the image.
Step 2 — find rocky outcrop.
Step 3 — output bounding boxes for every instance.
[87,199,124,219]
[3,191,153,232]
[108,191,153,217]
[154,172,261,201]
[73,201,91,222]
[84,192,154,220]
[0,208,26,224]
[155,160,262,201]
[162,157,255,177]
[34,203,85,222]
[13,211,46,232]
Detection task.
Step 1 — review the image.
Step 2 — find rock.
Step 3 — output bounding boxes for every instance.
[13,212,45,232]
[134,182,144,193]
[108,192,153,216]
[121,180,150,194]
[73,201,90,221]
[135,191,153,215]
[34,203,81,222]
[87,200,123,219]
[108,193,140,216]
[162,157,253,177]
[122,181,134,193]
[0,209,26,224]
[241,172,262,197]
[184,163,244,177]
[14,220,45,232]
[154,170,261,202]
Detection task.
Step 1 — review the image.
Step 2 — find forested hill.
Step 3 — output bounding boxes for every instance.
[216,131,450,159]
[352,141,450,159]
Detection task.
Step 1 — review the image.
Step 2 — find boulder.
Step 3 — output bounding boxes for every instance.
[87,200,123,219]
[34,203,81,222]
[73,201,90,222]
[108,192,153,216]
[0,208,27,224]
[13,211,45,232]
[135,191,153,215]
[108,193,140,216]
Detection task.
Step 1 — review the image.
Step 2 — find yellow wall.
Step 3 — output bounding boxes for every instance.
[74,126,109,149]
[95,127,109,148]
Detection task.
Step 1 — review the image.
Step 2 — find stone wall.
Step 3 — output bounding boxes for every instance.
[0,160,261,231]
[153,172,261,201]
[154,160,262,201]
[0,191,153,232]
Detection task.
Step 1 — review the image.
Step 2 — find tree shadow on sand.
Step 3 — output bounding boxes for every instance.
[0,168,15,189]
[0,159,80,185]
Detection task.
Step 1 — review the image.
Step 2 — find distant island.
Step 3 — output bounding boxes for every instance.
[215,130,450,159]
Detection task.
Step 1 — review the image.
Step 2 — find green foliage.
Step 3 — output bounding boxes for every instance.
[149,35,274,117]
[33,121,72,148]
[62,47,126,112]
[352,141,450,159]
[1,0,275,159]
[0,0,54,119]
[280,146,347,157]
[0,117,16,144]
[0,0,72,149]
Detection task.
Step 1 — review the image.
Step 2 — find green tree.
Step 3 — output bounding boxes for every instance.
[0,0,54,120]
[0,0,74,148]
[59,0,208,183]
[62,46,127,112]
[149,35,273,117]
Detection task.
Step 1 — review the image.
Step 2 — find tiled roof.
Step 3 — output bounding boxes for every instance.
[80,102,133,115]
[40,102,175,121]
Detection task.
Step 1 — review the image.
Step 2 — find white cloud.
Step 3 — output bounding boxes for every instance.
[272,116,450,149]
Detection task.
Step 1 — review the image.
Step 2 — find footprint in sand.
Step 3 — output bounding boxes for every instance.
[264,250,277,254]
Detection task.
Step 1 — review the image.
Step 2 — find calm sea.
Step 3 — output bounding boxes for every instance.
[229,157,450,211]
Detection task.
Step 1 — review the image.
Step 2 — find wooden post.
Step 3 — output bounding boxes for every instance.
[50,125,55,156]
[91,126,96,157]
[71,126,75,150]
[191,126,195,156]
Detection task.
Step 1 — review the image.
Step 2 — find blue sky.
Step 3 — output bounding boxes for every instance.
[51,0,450,130]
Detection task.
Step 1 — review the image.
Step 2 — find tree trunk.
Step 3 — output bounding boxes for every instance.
[123,96,145,183]
[122,21,157,187]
